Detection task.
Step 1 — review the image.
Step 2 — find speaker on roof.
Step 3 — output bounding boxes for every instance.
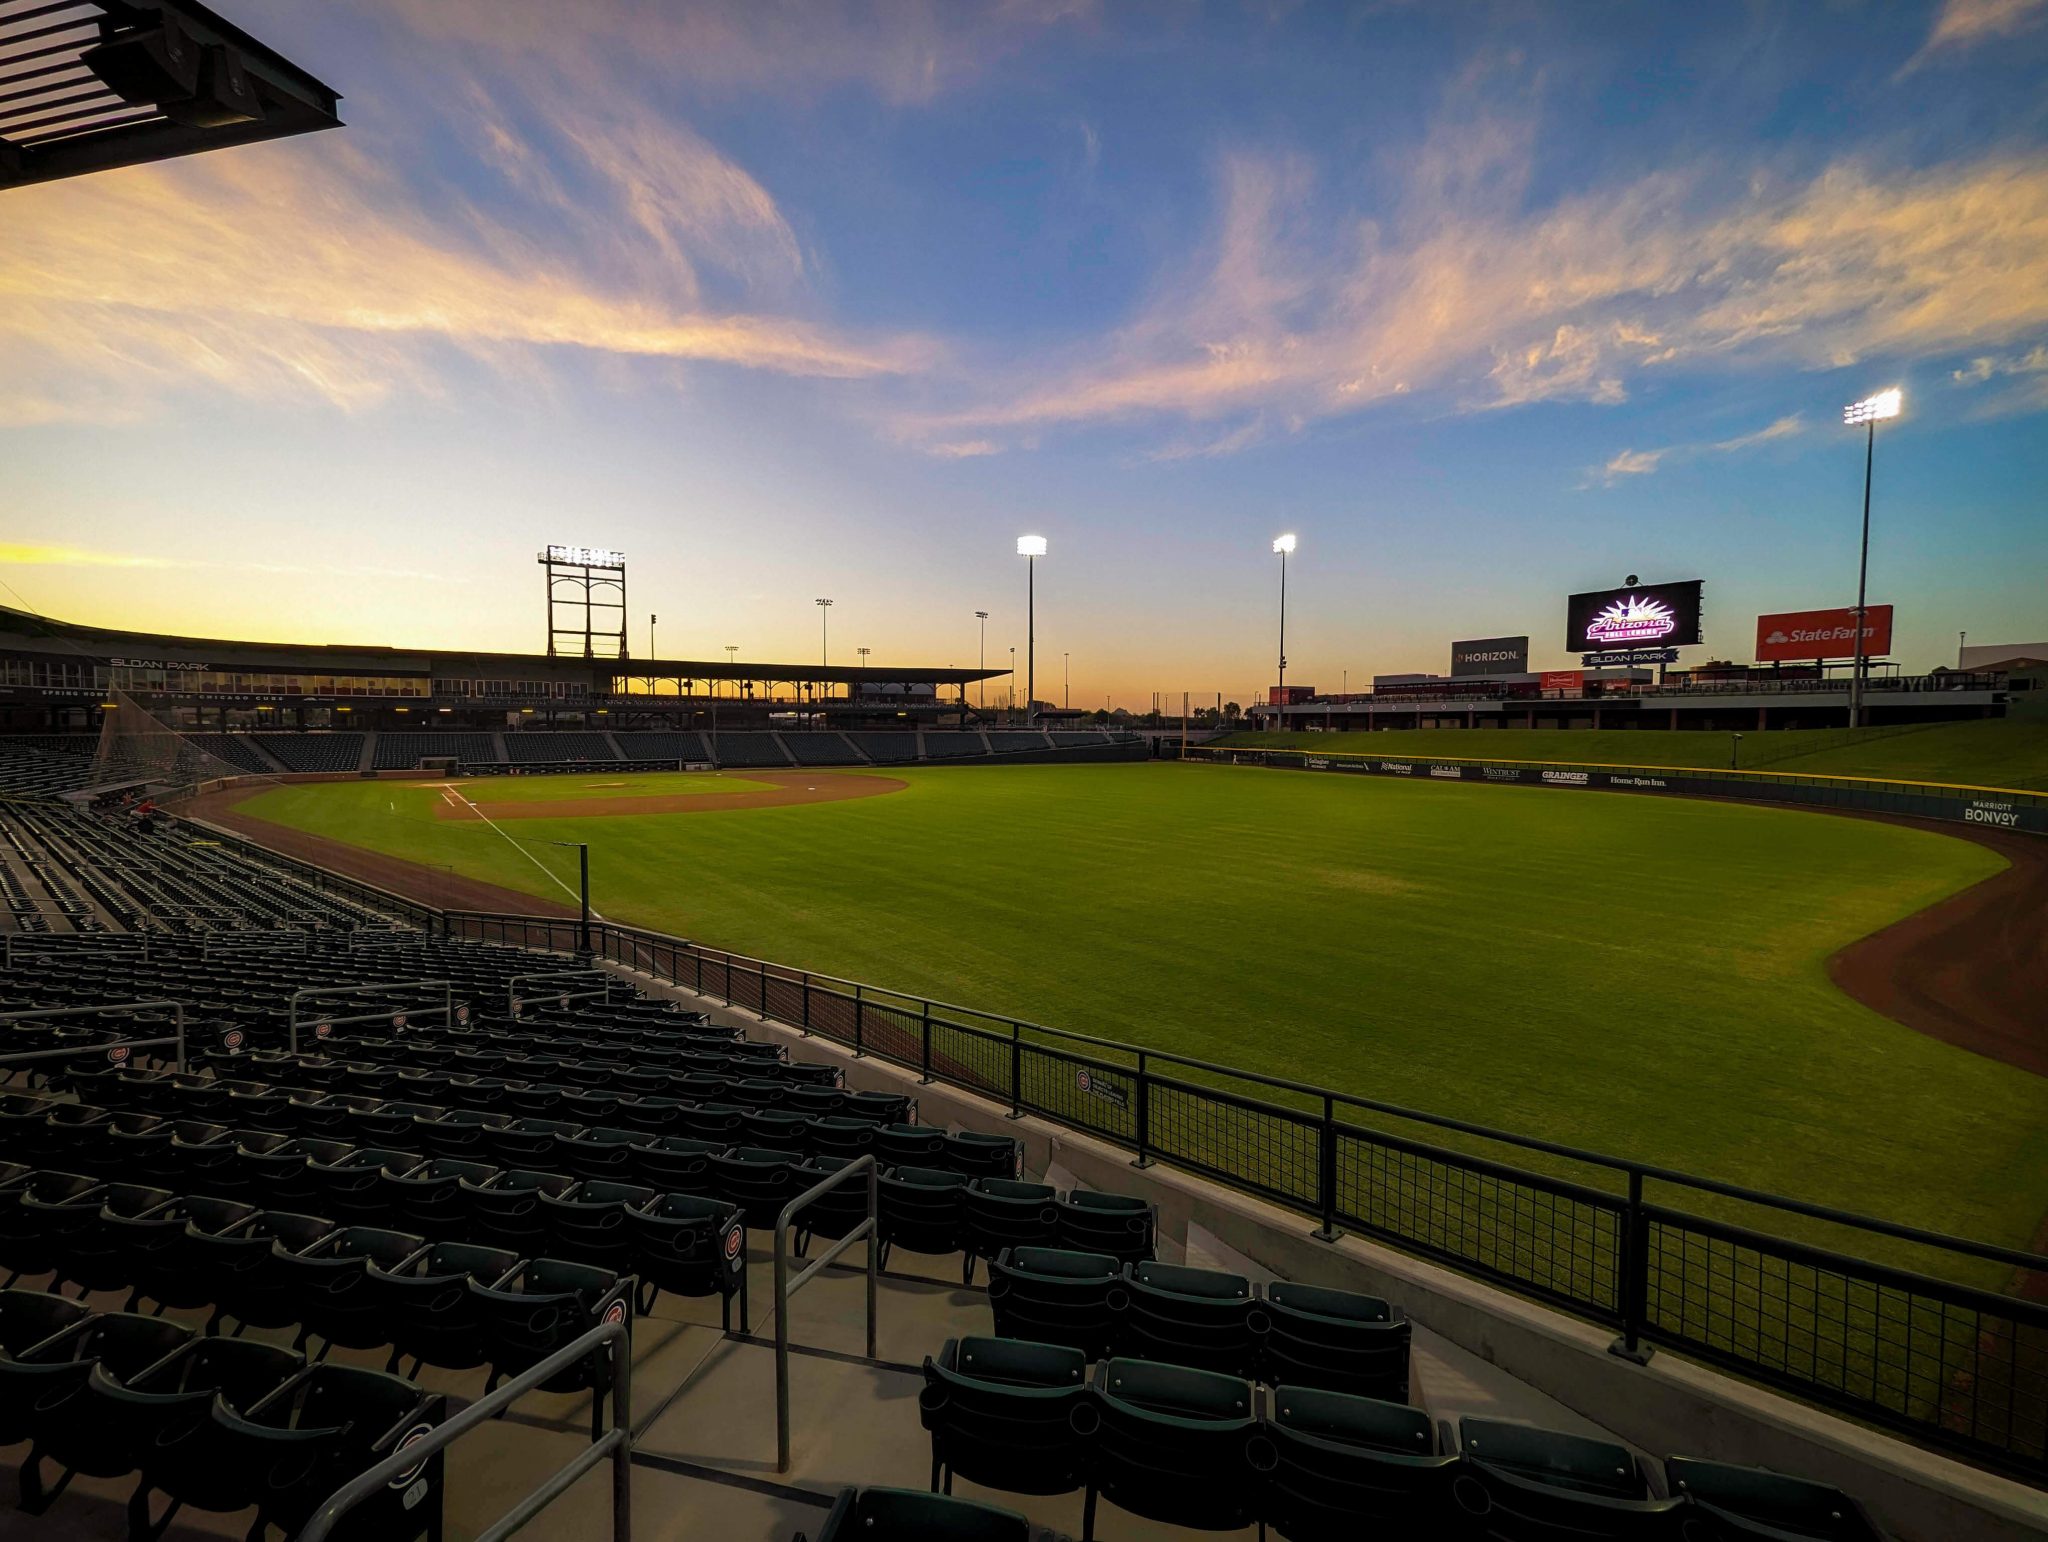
[82,21,203,106]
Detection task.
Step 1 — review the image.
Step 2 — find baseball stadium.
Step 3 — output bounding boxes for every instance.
[3,4,2046,1542]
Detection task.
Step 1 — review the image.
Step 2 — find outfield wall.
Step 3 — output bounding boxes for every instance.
[1178,744,2048,834]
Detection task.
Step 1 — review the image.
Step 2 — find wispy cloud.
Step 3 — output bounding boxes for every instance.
[375,0,1099,107]
[1900,0,2048,73]
[0,84,930,427]
[1589,413,1804,487]
[900,118,2048,455]
[921,439,1002,459]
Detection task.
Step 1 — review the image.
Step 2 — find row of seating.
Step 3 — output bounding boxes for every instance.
[989,1250,1406,1399]
[0,1164,665,1434]
[917,1336,1885,1541]
[1,1289,445,1542]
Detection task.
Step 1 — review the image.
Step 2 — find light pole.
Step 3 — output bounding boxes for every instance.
[1273,533,1297,697]
[1064,651,1070,710]
[1842,389,1901,730]
[1958,630,1967,670]
[815,597,833,670]
[724,644,738,698]
[1730,733,1743,771]
[1017,536,1046,723]
[856,646,870,718]
[1009,646,1016,713]
[975,612,988,710]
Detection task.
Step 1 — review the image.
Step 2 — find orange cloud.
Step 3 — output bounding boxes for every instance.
[903,144,2048,451]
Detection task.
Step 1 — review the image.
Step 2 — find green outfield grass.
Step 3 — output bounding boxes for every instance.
[1216,716,2048,789]
[435,771,781,803]
[234,762,2046,1254]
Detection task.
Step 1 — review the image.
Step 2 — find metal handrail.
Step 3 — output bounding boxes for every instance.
[507,968,616,1017]
[772,1153,879,1473]
[287,978,457,1054]
[296,1318,632,1542]
[0,999,187,1072]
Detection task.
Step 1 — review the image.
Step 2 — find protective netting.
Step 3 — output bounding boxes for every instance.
[91,691,261,794]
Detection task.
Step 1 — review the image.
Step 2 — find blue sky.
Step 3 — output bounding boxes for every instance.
[3,0,2045,705]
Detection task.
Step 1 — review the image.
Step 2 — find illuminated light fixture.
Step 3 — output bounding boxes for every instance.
[438,707,452,713]
[1273,534,1298,695]
[520,708,535,714]
[1016,536,1047,722]
[1842,387,1903,728]
[100,703,118,709]
[394,707,409,713]
[336,707,351,713]
[1842,388,1901,426]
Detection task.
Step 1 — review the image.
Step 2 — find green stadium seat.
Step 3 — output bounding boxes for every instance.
[1262,1383,1454,1541]
[918,1335,1092,1497]
[1252,1279,1411,1402]
[1452,1417,1682,1539]
[961,1177,1060,1284]
[987,1245,1122,1358]
[877,1165,969,1273]
[1056,1188,1156,1266]
[1114,1259,1259,1378]
[1664,1457,1887,1540]
[1088,1357,1264,1539]
[798,1485,1033,1542]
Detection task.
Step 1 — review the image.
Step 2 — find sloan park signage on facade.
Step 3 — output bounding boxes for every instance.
[1204,748,2046,835]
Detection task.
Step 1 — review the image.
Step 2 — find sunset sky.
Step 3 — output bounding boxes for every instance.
[4,0,2045,706]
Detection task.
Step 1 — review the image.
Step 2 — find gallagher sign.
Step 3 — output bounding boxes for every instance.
[1566,580,1704,652]
[1755,605,1893,662]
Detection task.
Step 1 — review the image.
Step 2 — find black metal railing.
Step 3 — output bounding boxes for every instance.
[435,908,2048,1479]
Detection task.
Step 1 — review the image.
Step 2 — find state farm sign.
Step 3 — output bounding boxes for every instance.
[1755,605,1893,662]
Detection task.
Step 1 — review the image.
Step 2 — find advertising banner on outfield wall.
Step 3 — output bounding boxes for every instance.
[1224,749,2048,834]
[1566,580,1705,652]
[1754,605,1894,662]
[1450,635,1529,676]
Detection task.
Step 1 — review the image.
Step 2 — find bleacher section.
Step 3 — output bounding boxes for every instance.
[921,731,987,759]
[616,731,709,763]
[255,732,364,773]
[501,732,619,764]
[777,732,863,765]
[185,732,277,773]
[708,732,792,767]
[983,731,1052,753]
[842,732,920,764]
[373,731,499,769]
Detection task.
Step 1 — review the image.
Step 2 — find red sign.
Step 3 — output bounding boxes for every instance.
[1755,606,1893,662]
[1268,685,1316,706]
[1540,670,1585,694]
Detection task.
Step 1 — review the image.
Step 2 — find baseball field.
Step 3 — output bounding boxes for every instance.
[218,760,2047,1256]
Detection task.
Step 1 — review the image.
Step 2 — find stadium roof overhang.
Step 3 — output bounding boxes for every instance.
[0,607,1010,686]
[0,0,341,190]
[606,659,1006,686]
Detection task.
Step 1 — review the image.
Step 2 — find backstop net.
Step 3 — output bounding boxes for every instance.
[91,691,260,794]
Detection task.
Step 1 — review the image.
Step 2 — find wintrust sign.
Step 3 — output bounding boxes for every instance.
[1754,606,1894,662]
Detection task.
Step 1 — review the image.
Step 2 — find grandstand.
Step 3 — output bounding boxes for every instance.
[0,723,2034,1541]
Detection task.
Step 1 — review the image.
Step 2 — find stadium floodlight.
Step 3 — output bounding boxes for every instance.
[1016,537,1046,722]
[1841,387,1903,729]
[975,611,989,709]
[1842,389,1901,426]
[1273,534,1298,695]
[815,598,833,669]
